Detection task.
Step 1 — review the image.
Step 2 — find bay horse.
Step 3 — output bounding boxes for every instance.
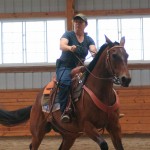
[0,36,131,150]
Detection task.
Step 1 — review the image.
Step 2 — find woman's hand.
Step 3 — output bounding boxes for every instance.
[69,45,77,52]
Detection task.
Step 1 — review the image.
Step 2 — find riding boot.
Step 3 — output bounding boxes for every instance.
[58,84,71,123]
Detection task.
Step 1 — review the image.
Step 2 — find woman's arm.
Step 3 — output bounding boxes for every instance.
[60,38,76,52]
[89,45,97,57]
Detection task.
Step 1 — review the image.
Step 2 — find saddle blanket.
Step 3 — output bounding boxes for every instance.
[41,79,58,113]
[42,103,60,113]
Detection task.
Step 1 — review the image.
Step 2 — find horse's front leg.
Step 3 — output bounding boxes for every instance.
[84,121,108,150]
[106,121,124,150]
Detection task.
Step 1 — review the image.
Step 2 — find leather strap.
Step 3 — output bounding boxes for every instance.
[83,85,120,113]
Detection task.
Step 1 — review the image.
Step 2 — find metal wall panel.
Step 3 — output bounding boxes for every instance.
[103,0,113,10]
[24,73,33,89]
[130,70,141,86]
[85,1,94,10]
[22,0,32,12]
[75,1,86,11]
[31,0,41,12]
[141,70,150,86]
[15,73,24,89]
[131,0,140,9]
[93,0,104,10]
[0,0,5,13]
[41,0,50,12]
[0,0,149,14]
[32,72,42,88]
[6,73,15,89]
[75,0,150,11]
[112,0,122,9]
[113,0,130,9]
[0,73,6,89]
[4,0,14,13]
[0,69,149,90]
[49,0,58,12]
[14,0,23,13]
[57,0,66,11]
[41,72,51,87]
[140,0,149,8]
[0,0,65,14]
[128,70,132,86]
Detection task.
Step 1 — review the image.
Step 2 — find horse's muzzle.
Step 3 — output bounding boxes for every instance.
[120,76,131,87]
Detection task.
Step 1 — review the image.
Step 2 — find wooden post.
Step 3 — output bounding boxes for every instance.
[66,0,75,31]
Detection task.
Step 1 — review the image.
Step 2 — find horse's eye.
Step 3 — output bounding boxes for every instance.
[112,53,118,59]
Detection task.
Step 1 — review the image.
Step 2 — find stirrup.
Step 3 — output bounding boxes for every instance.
[61,114,70,123]
[119,113,125,118]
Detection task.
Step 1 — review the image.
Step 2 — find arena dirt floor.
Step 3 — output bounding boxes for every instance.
[0,134,150,150]
[0,135,150,150]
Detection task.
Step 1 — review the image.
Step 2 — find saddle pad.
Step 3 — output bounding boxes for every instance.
[42,103,60,113]
[43,80,55,95]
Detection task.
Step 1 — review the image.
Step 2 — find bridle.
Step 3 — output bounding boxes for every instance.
[74,45,124,84]
[106,45,124,85]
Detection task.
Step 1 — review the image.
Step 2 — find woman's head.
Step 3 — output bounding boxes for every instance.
[73,13,88,32]
[73,13,88,25]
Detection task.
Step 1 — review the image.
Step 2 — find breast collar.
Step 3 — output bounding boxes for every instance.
[83,85,120,113]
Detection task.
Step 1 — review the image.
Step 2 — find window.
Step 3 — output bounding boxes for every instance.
[0,16,149,65]
[98,19,118,47]
[26,21,46,63]
[47,20,65,62]
[0,19,65,64]
[85,19,97,62]
[143,18,150,60]
[121,18,142,60]
[87,17,150,61]
[2,22,23,63]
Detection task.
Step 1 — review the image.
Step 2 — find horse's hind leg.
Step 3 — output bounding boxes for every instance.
[30,122,46,150]
[29,104,51,150]
[58,134,77,150]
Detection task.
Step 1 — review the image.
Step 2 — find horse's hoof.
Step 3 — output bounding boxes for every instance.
[29,143,32,150]
[100,141,108,150]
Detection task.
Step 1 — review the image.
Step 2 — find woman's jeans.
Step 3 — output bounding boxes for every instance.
[56,67,72,113]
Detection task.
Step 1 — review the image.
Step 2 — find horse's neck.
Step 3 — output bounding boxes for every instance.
[85,62,116,105]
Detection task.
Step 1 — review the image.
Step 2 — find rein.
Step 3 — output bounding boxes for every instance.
[73,52,112,80]
[74,45,124,82]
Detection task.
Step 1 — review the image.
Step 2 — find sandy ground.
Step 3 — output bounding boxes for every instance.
[0,134,150,150]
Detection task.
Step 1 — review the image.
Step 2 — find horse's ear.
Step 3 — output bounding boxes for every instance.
[120,36,125,46]
[105,35,112,43]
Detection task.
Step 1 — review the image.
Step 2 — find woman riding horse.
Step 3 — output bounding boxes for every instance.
[0,36,131,150]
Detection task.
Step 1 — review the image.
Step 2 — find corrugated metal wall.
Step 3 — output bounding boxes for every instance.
[0,0,150,14]
[0,72,55,89]
[75,0,150,11]
[0,0,66,13]
[0,69,149,89]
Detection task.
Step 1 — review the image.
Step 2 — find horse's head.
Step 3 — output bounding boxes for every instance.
[105,35,131,87]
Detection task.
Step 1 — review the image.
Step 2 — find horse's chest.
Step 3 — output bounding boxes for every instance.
[89,110,117,128]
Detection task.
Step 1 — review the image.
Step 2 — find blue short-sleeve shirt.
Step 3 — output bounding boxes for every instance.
[59,31,95,68]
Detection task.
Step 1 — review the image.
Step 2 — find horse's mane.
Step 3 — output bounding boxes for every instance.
[83,41,119,84]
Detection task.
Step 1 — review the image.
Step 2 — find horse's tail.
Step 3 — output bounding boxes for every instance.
[0,105,32,127]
